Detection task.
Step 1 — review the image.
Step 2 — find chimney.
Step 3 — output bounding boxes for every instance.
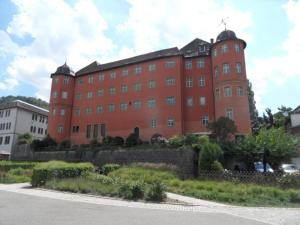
[210,38,214,44]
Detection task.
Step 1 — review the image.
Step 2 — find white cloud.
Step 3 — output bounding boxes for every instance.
[118,0,253,54]
[247,0,300,112]
[1,0,115,100]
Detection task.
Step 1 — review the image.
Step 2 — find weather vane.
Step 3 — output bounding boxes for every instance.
[220,17,229,30]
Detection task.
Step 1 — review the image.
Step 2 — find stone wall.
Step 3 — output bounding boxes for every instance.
[11,145,196,178]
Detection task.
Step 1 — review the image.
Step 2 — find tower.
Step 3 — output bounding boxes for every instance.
[211,30,251,135]
[48,63,75,143]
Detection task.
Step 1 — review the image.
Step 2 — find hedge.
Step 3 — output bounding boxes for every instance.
[0,161,38,172]
[102,164,121,175]
[31,161,94,187]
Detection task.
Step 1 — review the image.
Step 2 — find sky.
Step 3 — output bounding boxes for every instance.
[0,0,299,114]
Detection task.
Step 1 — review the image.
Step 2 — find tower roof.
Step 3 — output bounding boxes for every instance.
[216,29,246,48]
[51,62,75,77]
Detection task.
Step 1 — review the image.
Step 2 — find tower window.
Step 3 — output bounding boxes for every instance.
[223,63,230,74]
[236,63,242,74]
[85,107,92,115]
[215,88,220,99]
[235,44,240,53]
[221,44,228,53]
[60,109,65,116]
[77,78,83,84]
[75,93,81,100]
[224,86,232,97]
[237,87,244,96]
[61,91,68,99]
[52,91,58,98]
[213,49,217,57]
[63,76,69,84]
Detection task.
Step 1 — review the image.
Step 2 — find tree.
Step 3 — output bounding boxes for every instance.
[18,133,33,145]
[0,95,49,109]
[208,117,237,143]
[273,106,293,129]
[199,142,223,170]
[247,81,259,133]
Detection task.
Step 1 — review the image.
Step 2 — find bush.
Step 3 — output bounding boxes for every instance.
[18,133,33,145]
[102,164,121,175]
[18,138,28,145]
[118,181,144,200]
[102,136,114,146]
[144,181,166,202]
[150,133,166,144]
[42,135,57,147]
[199,142,223,170]
[0,161,38,172]
[30,139,43,151]
[125,133,139,147]
[278,174,300,189]
[59,139,71,149]
[112,136,124,146]
[168,135,185,148]
[31,161,94,187]
[89,138,100,148]
[210,160,224,172]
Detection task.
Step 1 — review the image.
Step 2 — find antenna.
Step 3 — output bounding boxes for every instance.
[220,17,229,30]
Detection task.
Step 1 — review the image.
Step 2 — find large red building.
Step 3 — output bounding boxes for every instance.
[48,29,251,144]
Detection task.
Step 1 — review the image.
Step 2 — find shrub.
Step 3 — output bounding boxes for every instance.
[150,133,167,144]
[89,138,100,148]
[210,160,224,172]
[42,135,57,147]
[112,136,124,146]
[31,161,94,187]
[102,164,121,175]
[0,161,38,172]
[168,135,185,148]
[278,174,300,189]
[199,142,223,170]
[125,133,139,147]
[144,181,166,202]
[59,139,71,149]
[103,136,114,146]
[18,133,33,145]
[18,138,29,145]
[30,139,43,151]
[118,181,144,200]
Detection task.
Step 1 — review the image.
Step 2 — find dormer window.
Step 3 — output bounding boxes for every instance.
[199,45,206,53]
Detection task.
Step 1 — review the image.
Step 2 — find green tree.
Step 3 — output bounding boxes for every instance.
[248,81,259,133]
[0,95,49,109]
[208,117,237,143]
[199,142,223,170]
[18,133,33,145]
[273,106,293,129]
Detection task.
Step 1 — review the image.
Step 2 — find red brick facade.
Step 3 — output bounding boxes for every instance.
[48,30,251,144]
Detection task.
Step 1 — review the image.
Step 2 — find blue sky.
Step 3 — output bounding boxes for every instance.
[0,0,299,114]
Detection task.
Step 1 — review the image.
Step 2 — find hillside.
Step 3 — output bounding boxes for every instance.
[0,95,49,109]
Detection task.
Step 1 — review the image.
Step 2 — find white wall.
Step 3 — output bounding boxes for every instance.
[291,114,300,127]
[0,108,17,155]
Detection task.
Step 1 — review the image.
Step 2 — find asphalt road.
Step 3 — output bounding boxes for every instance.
[0,191,269,225]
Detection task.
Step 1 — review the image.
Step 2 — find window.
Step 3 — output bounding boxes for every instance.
[237,87,244,96]
[148,64,156,72]
[221,44,228,53]
[45,129,47,135]
[120,103,128,112]
[72,126,79,133]
[198,76,205,87]
[0,137,3,145]
[213,49,217,57]
[63,76,69,84]
[54,77,59,84]
[0,111,3,118]
[148,99,156,108]
[52,109,56,115]
[6,122,11,130]
[167,117,175,127]
[151,119,157,128]
[85,107,92,115]
[226,108,234,120]
[165,77,175,86]
[134,83,142,92]
[148,80,156,89]
[199,96,206,106]
[223,63,230,74]
[166,96,176,105]
[109,87,116,95]
[110,71,116,79]
[93,124,99,139]
[74,108,80,116]
[96,105,103,113]
[62,91,68,99]
[99,73,105,81]
[77,78,83,84]
[121,84,128,93]
[214,66,219,78]
[98,89,104,96]
[75,93,81,100]
[215,88,220,99]
[87,91,93,98]
[165,60,175,68]
[60,109,65,116]
[108,104,115,112]
[224,86,232,97]
[57,125,63,134]
[122,69,128,76]
[236,63,242,74]
[4,136,10,145]
[5,110,10,117]
[185,60,192,69]
[52,91,58,98]
[202,115,209,126]
[134,66,142,75]
[133,100,141,110]
[88,75,93,84]
[187,96,193,107]
[197,58,205,68]
[199,45,206,52]
[86,125,91,138]
[235,44,240,53]
[33,126,36,133]
[186,77,193,87]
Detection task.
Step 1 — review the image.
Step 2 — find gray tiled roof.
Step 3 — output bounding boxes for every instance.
[76,47,180,76]
[180,38,211,57]
[0,100,48,116]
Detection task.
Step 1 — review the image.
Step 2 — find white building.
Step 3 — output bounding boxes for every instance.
[291,106,300,128]
[0,100,48,158]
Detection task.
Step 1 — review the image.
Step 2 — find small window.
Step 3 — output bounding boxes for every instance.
[88,75,93,84]
[87,91,93,98]
[213,49,217,57]
[99,73,105,81]
[236,63,242,74]
[77,78,83,84]
[96,105,103,113]
[166,96,176,105]
[86,125,91,138]
[223,63,230,74]
[214,66,219,78]
[151,119,157,128]
[148,80,156,89]
[98,89,104,96]
[57,125,63,134]
[120,103,128,112]
[109,87,116,95]
[165,60,175,68]
[75,108,80,116]
[85,107,92,115]
[4,136,10,145]
[224,86,232,97]
[148,64,156,72]
[52,91,58,98]
[198,76,205,87]
[186,96,193,107]
[202,115,209,126]
[235,44,240,53]
[61,91,68,99]
[167,117,175,127]
[110,71,116,79]
[134,66,142,75]
[52,109,56,115]
[215,88,220,99]
[72,126,79,133]
[226,108,234,120]
[0,136,3,145]
[75,93,81,100]
[121,85,128,93]
[148,99,156,108]
[165,77,175,86]
[122,69,128,76]
[108,104,115,112]
[63,76,69,84]
[186,77,193,88]
[134,83,142,92]
[199,96,206,106]
[133,100,141,110]
[199,45,206,53]
[197,58,205,68]
[54,77,59,84]
[60,109,65,116]
[221,44,228,53]
[237,87,244,96]
[185,60,192,69]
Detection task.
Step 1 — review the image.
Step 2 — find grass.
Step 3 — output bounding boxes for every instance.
[0,168,32,183]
